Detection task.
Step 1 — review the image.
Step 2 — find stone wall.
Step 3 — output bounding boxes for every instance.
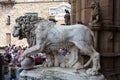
[69,0,120,79]
[0,0,69,46]
[69,0,120,52]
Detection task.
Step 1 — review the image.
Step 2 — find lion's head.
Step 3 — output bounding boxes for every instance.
[12,15,56,47]
[12,16,43,40]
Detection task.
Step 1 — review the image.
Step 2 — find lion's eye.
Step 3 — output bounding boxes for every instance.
[15,27,19,30]
[15,27,17,29]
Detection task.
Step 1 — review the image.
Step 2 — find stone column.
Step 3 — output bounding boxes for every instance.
[70,0,76,24]
[100,0,114,25]
[76,0,81,23]
[113,0,120,26]
[98,0,114,52]
[113,0,120,53]
[81,0,92,24]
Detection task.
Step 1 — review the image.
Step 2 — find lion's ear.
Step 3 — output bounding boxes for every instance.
[41,21,47,31]
[42,22,51,31]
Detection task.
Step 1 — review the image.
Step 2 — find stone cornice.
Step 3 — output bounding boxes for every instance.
[0,0,15,5]
[90,26,120,31]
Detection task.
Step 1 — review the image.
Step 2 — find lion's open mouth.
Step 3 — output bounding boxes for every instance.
[19,36,23,40]
[12,33,19,37]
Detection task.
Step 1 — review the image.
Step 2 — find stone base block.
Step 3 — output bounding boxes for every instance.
[19,67,105,80]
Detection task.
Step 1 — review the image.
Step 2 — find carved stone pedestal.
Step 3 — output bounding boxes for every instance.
[19,67,105,80]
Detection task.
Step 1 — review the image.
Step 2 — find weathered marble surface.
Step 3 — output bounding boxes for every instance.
[19,67,105,80]
[21,57,35,70]
[12,16,105,79]
[13,16,101,76]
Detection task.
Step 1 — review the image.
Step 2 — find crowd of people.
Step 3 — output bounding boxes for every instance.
[3,44,46,80]
[3,44,71,80]
[3,44,26,80]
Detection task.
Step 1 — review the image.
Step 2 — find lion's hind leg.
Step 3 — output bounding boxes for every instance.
[93,51,101,71]
[66,46,83,69]
[86,50,100,75]
[73,41,100,75]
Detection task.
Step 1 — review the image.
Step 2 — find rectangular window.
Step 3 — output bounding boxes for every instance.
[6,33,11,44]
[6,16,10,25]
[25,12,38,17]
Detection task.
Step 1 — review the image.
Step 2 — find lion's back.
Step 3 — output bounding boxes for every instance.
[55,24,95,46]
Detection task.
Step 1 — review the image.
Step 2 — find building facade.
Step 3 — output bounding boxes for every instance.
[0,0,70,46]
[0,0,120,79]
[69,0,120,79]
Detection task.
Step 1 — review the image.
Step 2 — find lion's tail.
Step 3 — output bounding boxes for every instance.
[91,30,96,48]
[83,58,92,68]
[83,30,95,68]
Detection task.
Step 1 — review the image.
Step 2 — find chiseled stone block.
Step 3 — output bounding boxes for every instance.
[81,9,91,24]
[19,67,105,80]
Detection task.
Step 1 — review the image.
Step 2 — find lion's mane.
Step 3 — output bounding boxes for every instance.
[15,16,55,47]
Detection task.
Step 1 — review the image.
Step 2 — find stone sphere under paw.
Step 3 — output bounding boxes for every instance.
[21,56,35,70]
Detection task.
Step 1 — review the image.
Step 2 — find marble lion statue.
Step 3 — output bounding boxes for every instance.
[12,16,100,75]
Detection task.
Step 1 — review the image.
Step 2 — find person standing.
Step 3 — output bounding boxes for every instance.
[9,63,16,80]
[64,9,70,25]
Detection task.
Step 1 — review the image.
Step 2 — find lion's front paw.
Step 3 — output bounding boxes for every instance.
[60,63,66,68]
[43,61,54,67]
[65,63,69,68]
[86,68,98,76]
[65,63,72,68]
